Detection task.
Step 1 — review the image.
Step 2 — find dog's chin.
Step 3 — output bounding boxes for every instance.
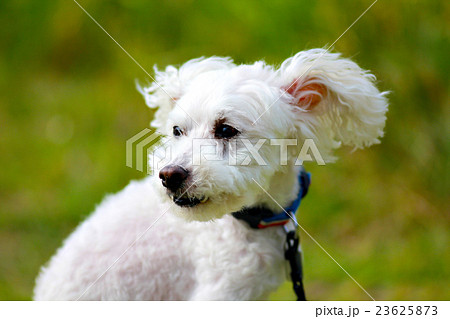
[168,194,249,222]
[171,194,208,208]
[152,178,255,222]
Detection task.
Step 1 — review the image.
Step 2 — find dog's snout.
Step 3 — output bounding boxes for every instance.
[159,165,189,191]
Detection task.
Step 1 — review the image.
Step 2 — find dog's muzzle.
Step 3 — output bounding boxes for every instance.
[159,165,208,207]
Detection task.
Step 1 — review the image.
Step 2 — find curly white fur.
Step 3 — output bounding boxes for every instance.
[34,49,388,300]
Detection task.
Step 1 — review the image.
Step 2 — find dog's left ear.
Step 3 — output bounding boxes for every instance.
[138,57,235,132]
[277,49,388,161]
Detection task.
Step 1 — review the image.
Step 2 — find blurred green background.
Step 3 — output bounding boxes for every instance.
[0,0,448,300]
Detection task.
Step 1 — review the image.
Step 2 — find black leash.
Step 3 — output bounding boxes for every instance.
[285,230,306,301]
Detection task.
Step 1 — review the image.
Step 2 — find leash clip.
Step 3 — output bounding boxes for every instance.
[283,212,297,233]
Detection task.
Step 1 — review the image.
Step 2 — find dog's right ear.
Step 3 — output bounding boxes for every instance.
[137,57,235,132]
[276,49,389,162]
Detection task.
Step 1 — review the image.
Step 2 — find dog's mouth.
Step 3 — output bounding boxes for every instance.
[170,194,209,207]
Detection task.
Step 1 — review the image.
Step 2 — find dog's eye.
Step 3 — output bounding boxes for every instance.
[173,126,183,137]
[215,124,239,139]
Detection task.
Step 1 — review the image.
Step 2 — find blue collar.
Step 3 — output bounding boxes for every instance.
[232,168,311,229]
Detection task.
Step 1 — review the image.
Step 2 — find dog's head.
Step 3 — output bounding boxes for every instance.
[138,49,388,221]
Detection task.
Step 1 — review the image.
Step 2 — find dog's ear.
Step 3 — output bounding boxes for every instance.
[137,64,182,130]
[278,49,388,161]
[137,57,235,131]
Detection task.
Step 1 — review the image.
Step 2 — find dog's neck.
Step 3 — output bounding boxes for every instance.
[258,165,302,213]
[233,165,309,229]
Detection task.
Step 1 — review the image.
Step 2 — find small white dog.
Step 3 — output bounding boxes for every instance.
[34,49,388,300]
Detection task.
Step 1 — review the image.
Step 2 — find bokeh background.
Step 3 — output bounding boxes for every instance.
[0,0,448,300]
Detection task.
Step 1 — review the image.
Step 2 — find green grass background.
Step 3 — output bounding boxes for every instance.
[0,0,448,300]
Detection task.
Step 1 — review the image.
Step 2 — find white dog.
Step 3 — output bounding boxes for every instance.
[34,49,388,300]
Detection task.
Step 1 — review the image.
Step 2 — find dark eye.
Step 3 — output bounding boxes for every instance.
[215,124,239,139]
[173,126,183,137]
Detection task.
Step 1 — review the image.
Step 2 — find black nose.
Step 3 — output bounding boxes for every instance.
[159,165,189,192]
